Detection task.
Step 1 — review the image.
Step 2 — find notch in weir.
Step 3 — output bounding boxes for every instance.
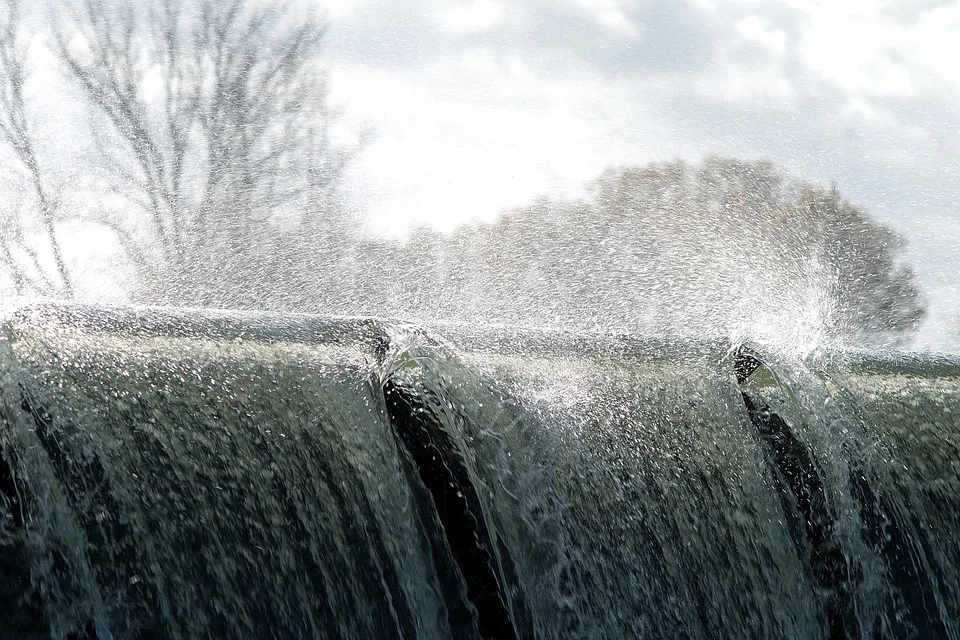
[732,347,855,640]
[0,443,48,638]
[381,373,521,640]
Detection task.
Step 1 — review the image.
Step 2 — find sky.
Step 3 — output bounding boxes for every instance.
[319,0,960,351]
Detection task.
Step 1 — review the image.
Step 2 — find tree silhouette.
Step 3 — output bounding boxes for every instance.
[0,0,73,296]
[382,157,925,347]
[53,0,358,305]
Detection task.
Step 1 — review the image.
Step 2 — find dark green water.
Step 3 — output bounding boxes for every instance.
[0,305,957,639]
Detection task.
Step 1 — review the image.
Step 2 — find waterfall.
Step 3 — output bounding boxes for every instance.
[0,304,957,639]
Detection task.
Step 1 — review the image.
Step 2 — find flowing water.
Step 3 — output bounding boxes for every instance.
[0,304,957,639]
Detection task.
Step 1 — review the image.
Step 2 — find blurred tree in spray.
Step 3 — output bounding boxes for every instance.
[0,0,73,297]
[51,0,359,306]
[383,157,925,348]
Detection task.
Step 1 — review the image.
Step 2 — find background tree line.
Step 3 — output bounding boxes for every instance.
[330,157,924,348]
[0,0,926,347]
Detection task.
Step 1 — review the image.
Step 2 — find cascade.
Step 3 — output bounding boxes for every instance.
[0,304,957,639]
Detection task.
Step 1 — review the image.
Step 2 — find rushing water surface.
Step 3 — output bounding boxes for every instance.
[0,303,957,639]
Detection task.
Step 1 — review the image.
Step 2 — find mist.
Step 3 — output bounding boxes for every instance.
[0,0,956,354]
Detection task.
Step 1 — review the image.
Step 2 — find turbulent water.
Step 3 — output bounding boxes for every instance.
[0,304,957,639]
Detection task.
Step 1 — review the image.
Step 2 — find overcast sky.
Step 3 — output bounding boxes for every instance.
[318,0,960,351]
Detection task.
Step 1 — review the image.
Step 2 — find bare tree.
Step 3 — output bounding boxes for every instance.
[53,0,357,306]
[0,0,73,297]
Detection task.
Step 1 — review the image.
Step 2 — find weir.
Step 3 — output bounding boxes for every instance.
[0,304,957,639]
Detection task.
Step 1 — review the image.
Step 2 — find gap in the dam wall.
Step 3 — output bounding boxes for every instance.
[732,348,953,640]
[0,441,49,638]
[737,389,854,639]
[383,377,518,640]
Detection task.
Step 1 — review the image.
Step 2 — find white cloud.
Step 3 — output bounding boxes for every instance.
[798,13,913,97]
[569,0,642,36]
[693,14,794,105]
[734,15,788,54]
[442,0,504,33]
[837,98,928,143]
[334,61,678,232]
[907,4,960,92]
